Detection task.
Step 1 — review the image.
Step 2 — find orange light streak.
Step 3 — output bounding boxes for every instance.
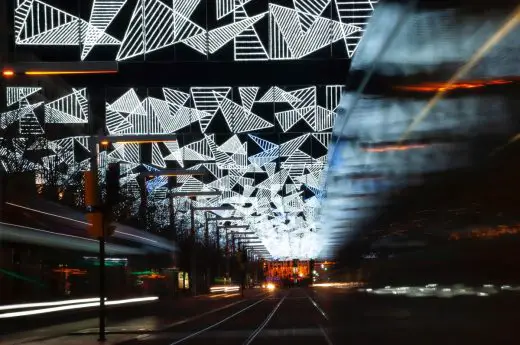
[138,273,166,279]
[111,140,176,144]
[395,79,513,93]
[25,70,118,76]
[52,268,87,275]
[450,224,520,240]
[400,4,520,142]
[364,144,427,153]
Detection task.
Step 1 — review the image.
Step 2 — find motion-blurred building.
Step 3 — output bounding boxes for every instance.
[323,0,520,269]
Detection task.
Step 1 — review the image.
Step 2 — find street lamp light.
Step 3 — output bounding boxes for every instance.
[2,61,118,77]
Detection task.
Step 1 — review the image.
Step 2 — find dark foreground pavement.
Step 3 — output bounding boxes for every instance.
[3,287,520,345]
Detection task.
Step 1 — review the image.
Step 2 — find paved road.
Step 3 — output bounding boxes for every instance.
[3,287,520,345]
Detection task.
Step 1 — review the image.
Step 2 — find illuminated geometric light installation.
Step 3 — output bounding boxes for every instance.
[0,102,43,130]
[335,0,378,57]
[233,3,268,61]
[14,0,376,61]
[2,86,93,136]
[14,0,120,51]
[82,0,127,60]
[0,84,338,259]
[6,87,41,106]
[268,4,360,60]
[19,101,44,135]
[45,88,89,124]
[102,85,340,259]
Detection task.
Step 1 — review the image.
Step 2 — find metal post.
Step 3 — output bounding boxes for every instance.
[168,176,177,241]
[225,229,230,280]
[138,176,147,229]
[204,212,210,290]
[216,224,220,252]
[205,214,210,246]
[216,225,221,277]
[98,232,106,342]
[169,194,176,240]
[88,96,105,342]
[190,197,196,296]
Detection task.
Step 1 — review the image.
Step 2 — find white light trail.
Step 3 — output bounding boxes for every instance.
[0,297,158,318]
[0,298,103,311]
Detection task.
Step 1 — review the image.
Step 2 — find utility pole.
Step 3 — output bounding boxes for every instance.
[87,119,106,342]
[190,196,196,296]
[216,225,221,277]
[204,212,210,290]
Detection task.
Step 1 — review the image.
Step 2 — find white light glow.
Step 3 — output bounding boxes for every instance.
[14,1,376,60]
[210,285,241,293]
[45,88,89,124]
[0,296,158,318]
[0,297,103,311]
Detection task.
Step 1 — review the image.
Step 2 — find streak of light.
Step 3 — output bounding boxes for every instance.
[320,324,334,345]
[306,294,328,320]
[0,297,103,311]
[363,144,427,153]
[5,202,158,243]
[312,282,363,288]
[394,79,513,93]
[115,230,158,243]
[209,285,241,293]
[449,224,520,240]
[400,4,520,142]
[25,70,117,76]
[0,221,97,242]
[0,297,158,318]
[52,268,87,275]
[490,132,520,156]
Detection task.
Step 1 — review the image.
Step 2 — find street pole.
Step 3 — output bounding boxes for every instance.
[216,225,221,277]
[98,228,106,342]
[226,230,231,281]
[89,111,105,342]
[204,212,210,290]
[190,197,196,296]
[204,212,209,247]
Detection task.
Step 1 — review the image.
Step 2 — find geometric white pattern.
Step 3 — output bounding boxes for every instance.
[268,4,360,59]
[0,84,339,259]
[101,85,338,258]
[1,102,43,129]
[82,0,127,60]
[45,88,89,124]
[15,0,120,52]
[335,0,378,57]
[14,0,376,61]
[6,87,41,106]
